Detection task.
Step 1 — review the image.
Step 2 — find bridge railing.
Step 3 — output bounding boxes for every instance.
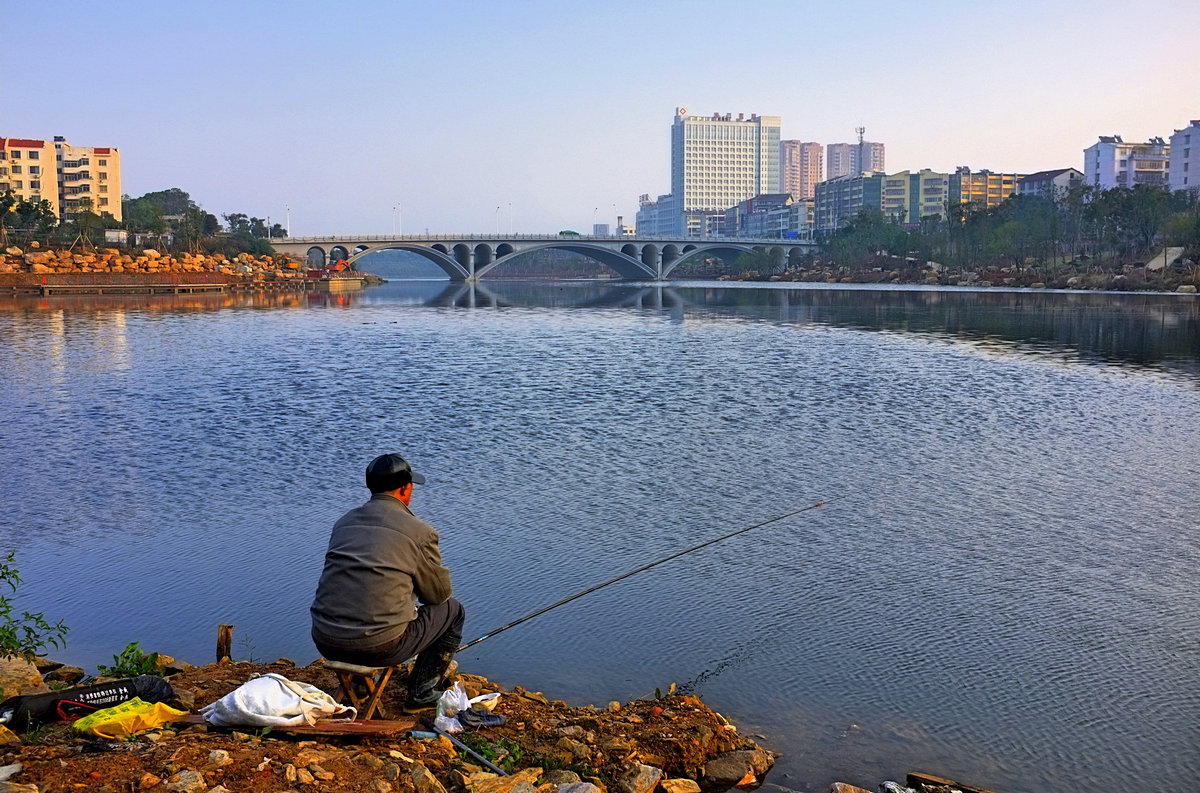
[277,233,815,244]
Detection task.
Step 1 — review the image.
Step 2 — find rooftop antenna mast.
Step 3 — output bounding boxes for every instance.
[856,125,866,175]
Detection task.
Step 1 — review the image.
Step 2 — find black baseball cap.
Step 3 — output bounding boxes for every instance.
[365,453,426,493]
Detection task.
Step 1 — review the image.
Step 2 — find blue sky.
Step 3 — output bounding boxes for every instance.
[4,0,1197,235]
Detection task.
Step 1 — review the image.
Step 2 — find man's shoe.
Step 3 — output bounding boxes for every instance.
[402,697,439,715]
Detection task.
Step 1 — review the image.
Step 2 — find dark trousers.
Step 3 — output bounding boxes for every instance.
[314,597,465,668]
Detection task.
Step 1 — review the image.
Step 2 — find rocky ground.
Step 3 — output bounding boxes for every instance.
[0,242,308,282]
[0,657,779,793]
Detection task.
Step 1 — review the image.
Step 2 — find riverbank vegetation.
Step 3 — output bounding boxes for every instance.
[731,186,1200,292]
[0,187,282,259]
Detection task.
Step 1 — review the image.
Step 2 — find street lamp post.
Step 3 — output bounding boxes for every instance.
[612,203,617,235]
[285,204,290,237]
[508,202,512,234]
[392,205,397,235]
[593,207,598,235]
[495,206,500,234]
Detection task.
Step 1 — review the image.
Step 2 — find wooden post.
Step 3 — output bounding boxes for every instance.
[216,624,234,663]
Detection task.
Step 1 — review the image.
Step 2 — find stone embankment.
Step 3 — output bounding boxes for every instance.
[0,243,308,282]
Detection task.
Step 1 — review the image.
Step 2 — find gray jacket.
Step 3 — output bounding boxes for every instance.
[310,494,453,651]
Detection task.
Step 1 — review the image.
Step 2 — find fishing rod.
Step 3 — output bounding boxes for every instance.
[457,495,842,653]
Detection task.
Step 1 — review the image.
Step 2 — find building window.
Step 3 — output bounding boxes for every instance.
[99,184,107,192]
[9,150,19,159]
[28,150,38,160]
[99,172,107,181]
[10,165,20,174]
[98,159,107,166]
[99,198,108,206]
[30,181,39,189]
[29,166,39,175]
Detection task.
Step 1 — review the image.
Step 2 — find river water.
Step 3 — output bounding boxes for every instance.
[1,281,1197,793]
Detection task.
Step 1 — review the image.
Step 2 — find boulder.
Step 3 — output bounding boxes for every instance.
[143,249,160,259]
[613,764,661,793]
[472,768,542,793]
[411,763,447,793]
[827,785,872,793]
[702,750,773,788]
[4,247,22,256]
[1177,284,1197,293]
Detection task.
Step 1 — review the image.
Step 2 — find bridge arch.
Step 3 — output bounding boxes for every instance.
[432,243,449,254]
[473,242,656,281]
[345,244,470,280]
[452,244,472,270]
[353,244,370,255]
[660,243,754,278]
[621,243,638,258]
[306,246,326,267]
[496,243,514,258]
[474,244,493,267]
[330,245,350,263]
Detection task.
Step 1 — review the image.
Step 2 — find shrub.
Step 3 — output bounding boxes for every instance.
[0,552,69,661]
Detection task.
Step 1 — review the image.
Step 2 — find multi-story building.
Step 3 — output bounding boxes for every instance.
[0,135,122,222]
[948,167,1022,210]
[723,193,792,237]
[0,138,59,218]
[813,173,884,234]
[1018,168,1084,199]
[826,140,885,179]
[1169,120,1199,195]
[780,140,822,200]
[1083,136,1169,190]
[881,170,950,226]
[665,108,781,236]
[54,136,122,222]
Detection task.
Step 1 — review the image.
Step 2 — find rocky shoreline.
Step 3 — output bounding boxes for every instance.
[0,244,309,283]
[0,654,781,793]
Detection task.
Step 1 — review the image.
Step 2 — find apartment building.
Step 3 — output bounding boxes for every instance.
[881,170,950,226]
[813,173,884,233]
[827,140,885,180]
[948,167,1022,209]
[0,138,59,218]
[1018,168,1084,199]
[1169,120,1199,194]
[1083,136,1169,189]
[0,135,122,222]
[780,140,822,200]
[55,137,122,222]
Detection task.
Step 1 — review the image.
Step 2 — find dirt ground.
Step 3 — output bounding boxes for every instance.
[3,658,775,793]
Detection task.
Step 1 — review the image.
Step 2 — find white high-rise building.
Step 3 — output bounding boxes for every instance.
[1083,135,1169,189]
[827,140,885,179]
[1169,120,1199,195]
[780,141,823,200]
[667,108,781,236]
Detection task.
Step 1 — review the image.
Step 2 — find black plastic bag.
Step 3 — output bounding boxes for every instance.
[0,675,175,729]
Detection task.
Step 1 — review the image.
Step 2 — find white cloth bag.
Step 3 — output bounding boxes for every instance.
[200,673,356,727]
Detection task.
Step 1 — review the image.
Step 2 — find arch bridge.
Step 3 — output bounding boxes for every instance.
[271,234,816,281]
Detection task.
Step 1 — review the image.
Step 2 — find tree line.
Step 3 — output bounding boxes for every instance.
[821,184,1200,276]
[0,187,286,257]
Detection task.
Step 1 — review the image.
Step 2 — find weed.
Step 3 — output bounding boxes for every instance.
[97,642,161,677]
[0,552,69,661]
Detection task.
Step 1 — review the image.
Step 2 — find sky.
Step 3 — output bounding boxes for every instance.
[3,0,1197,236]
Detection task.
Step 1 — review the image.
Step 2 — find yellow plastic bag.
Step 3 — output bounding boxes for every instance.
[71,697,189,739]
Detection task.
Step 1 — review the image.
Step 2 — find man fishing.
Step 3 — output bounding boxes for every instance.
[310,453,464,713]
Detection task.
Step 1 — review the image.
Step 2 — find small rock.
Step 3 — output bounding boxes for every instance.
[370,781,394,793]
[139,773,161,789]
[543,771,582,785]
[310,763,335,782]
[556,737,591,761]
[1177,284,1197,293]
[205,749,231,769]
[173,689,197,710]
[558,784,602,793]
[296,767,315,785]
[827,784,872,793]
[607,701,621,712]
[283,764,298,783]
[358,754,384,770]
[165,769,206,793]
[43,665,85,685]
[411,763,447,793]
[660,781,700,793]
[614,764,662,793]
[0,764,21,782]
[208,787,231,793]
[383,762,401,780]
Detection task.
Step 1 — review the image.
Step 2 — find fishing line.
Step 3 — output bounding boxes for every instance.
[457,494,845,653]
